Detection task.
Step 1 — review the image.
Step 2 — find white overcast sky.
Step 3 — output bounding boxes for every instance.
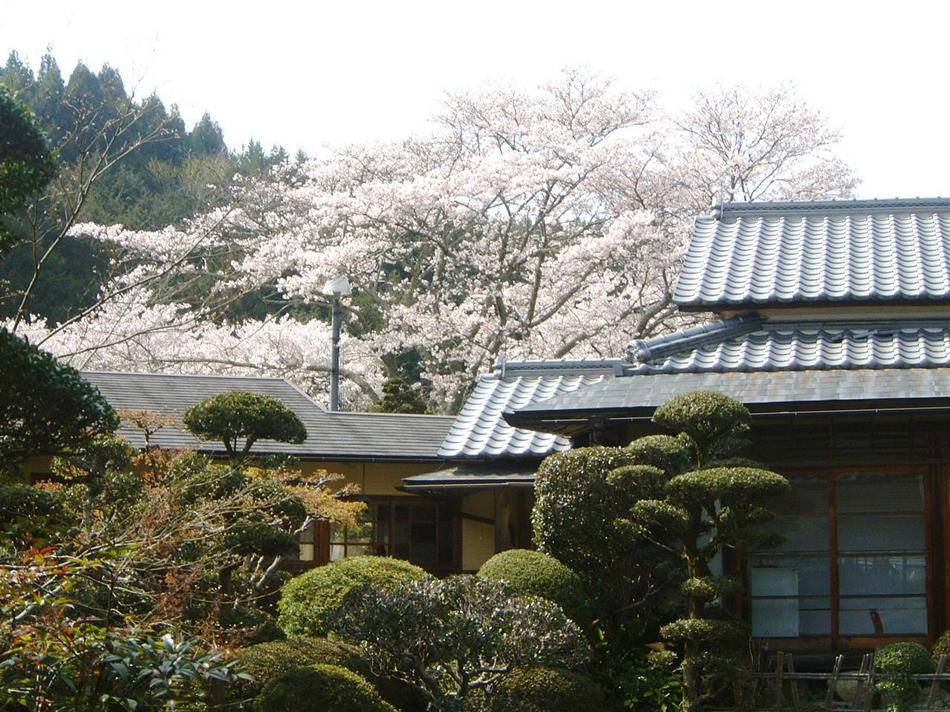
[1,0,948,198]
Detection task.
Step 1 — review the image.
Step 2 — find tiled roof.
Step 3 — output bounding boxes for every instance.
[83,371,453,460]
[674,198,950,310]
[626,317,950,374]
[508,368,950,422]
[437,359,622,458]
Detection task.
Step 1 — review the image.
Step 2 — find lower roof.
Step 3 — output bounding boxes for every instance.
[506,368,950,434]
[506,316,950,433]
[84,371,454,461]
[401,464,536,492]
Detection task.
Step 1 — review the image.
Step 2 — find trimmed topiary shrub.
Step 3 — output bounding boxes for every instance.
[278,556,432,637]
[230,636,425,712]
[231,637,365,703]
[488,666,606,711]
[875,642,935,712]
[477,549,588,625]
[254,663,397,712]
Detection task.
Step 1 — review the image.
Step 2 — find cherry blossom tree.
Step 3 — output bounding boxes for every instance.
[10,74,857,412]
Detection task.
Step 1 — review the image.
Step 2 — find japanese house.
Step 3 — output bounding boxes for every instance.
[502,198,950,653]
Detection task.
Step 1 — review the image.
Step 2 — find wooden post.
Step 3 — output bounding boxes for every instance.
[863,652,876,712]
[925,653,948,710]
[825,654,843,711]
[787,654,800,708]
[775,651,785,710]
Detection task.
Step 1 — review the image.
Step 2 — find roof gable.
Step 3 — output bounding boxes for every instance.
[674,198,950,310]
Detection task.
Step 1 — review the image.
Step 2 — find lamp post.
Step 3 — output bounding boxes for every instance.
[321,275,352,411]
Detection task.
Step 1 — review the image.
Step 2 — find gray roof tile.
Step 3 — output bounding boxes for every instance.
[627,318,950,374]
[674,199,950,309]
[437,360,621,458]
[510,368,950,417]
[83,371,453,460]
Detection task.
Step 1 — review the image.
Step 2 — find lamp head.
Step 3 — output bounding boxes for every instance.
[321,275,352,297]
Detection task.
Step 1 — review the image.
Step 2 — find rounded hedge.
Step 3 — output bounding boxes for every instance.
[278,555,432,637]
[254,664,397,712]
[624,434,694,475]
[231,636,425,712]
[489,667,606,711]
[233,637,365,701]
[477,549,588,624]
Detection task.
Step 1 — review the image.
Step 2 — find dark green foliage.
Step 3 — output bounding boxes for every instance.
[667,467,790,507]
[934,630,950,659]
[618,391,788,712]
[183,391,307,463]
[225,522,299,558]
[488,666,607,712]
[0,86,54,251]
[371,376,430,414]
[0,483,65,546]
[652,391,750,464]
[0,328,118,470]
[620,651,684,712]
[231,637,366,706]
[477,549,588,625]
[254,663,397,712]
[624,434,694,475]
[532,447,673,668]
[277,555,432,637]
[329,575,589,710]
[875,642,935,712]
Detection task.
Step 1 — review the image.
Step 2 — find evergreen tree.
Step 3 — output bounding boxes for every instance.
[188,112,227,157]
[616,392,789,712]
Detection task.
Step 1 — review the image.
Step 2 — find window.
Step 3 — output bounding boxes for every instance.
[324,497,459,572]
[747,470,929,641]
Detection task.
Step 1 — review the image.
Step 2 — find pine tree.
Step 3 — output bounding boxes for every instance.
[615,392,788,712]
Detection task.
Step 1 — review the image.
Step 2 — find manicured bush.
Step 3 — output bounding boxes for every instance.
[277,555,432,636]
[875,642,935,712]
[230,637,365,706]
[254,663,397,712]
[230,636,425,712]
[488,666,606,711]
[934,630,950,659]
[477,549,588,625]
[624,434,694,475]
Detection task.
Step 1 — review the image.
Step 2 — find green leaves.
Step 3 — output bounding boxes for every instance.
[0,328,118,471]
[666,467,790,507]
[327,575,589,709]
[652,391,750,464]
[0,86,55,253]
[183,391,307,463]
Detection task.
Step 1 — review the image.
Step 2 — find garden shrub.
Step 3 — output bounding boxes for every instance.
[254,663,397,712]
[488,666,607,711]
[621,651,683,712]
[230,637,365,705]
[934,630,950,659]
[477,549,588,624]
[230,636,424,712]
[277,555,432,636]
[874,642,935,712]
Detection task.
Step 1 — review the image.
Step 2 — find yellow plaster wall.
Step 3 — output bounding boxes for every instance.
[297,460,442,496]
[462,490,496,572]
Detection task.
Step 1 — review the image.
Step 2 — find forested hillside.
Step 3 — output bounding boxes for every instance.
[0,52,290,322]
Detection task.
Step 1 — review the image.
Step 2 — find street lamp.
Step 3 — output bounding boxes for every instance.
[321,275,352,411]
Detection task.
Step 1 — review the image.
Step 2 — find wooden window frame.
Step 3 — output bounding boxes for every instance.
[742,464,936,651]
